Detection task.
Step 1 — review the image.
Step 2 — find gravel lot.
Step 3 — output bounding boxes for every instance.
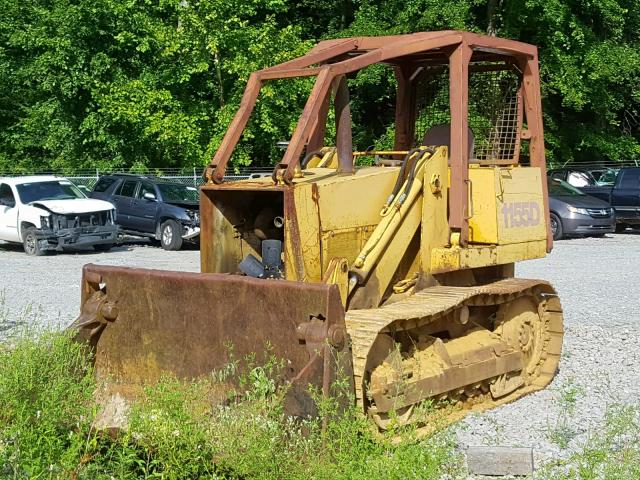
[1,233,639,471]
[0,240,200,331]
[458,232,640,471]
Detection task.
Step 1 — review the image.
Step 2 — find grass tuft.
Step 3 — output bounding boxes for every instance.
[0,329,95,478]
[0,320,465,479]
[546,378,585,449]
[540,404,640,479]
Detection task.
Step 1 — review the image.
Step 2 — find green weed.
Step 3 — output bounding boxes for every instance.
[540,404,640,479]
[546,379,585,449]
[0,322,465,479]
[0,328,96,478]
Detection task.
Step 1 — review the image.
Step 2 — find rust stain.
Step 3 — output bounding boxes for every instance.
[284,189,306,280]
[71,263,348,420]
[311,183,324,273]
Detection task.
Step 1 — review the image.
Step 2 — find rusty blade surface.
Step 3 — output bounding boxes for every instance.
[72,264,348,414]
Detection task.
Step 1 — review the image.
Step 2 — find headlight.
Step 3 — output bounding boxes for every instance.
[567,206,589,215]
[186,210,199,223]
[40,215,51,229]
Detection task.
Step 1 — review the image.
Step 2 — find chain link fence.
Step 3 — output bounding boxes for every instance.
[0,167,274,190]
[550,160,639,169]
[2,161,638,191]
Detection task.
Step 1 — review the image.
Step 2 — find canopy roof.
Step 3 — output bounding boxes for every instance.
[263,31,537,77]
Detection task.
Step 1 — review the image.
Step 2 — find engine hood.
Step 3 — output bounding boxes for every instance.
[30,198,115,214]
[550,194,611,209]
[166,201,199,210]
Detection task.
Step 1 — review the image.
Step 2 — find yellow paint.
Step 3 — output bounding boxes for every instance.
[201,149,549,301]
[294,166,399,279]
[306,147,338,168]
[468,166,547,245]
[350,186,423,306]
[430,240,547,273]
[321,225,375,275]
[322,257,349,306]
[496,167,547,244]
[313,167,398,231]
[354,152,433,270]
[289,183,322,282]
[421,148,449,275]
[467,166,498,243]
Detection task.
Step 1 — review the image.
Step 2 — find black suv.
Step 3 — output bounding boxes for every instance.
[90,174,200,250]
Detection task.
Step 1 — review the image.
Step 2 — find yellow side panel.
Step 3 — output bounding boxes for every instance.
[431,240,547,273]
[315,167,398,274]
[496,167,547,244]
[289,167,398,281]
[315,167,398,231]
[289,183,322,282]
[321,226,374,274]
[421,149,450,275]
[468,167,546,245]
[468,167,498,244]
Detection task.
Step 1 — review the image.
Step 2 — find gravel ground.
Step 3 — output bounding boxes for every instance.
[1,233,639,473]
[457,232,640,473]
[0,240,199,331]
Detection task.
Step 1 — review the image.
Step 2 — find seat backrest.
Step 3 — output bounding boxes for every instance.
[421,123,475,160]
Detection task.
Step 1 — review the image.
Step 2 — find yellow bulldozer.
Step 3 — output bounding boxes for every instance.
[73,31,564,428]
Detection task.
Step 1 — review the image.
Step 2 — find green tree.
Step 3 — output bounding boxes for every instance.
[0,0,311,172]
[499,0,640,164]
[0,0,638,172]
[336,0,640,164]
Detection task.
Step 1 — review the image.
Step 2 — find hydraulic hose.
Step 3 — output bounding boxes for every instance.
[381,147,423,215]
[381,147,434,214]
[399,147,435,206]
[301,149,325,169]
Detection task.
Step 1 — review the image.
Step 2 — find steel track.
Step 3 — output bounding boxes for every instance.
[345,278,564,426]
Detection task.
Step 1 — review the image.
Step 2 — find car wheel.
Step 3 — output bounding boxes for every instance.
[550,213,563,240]
[160,220,183,251]
[22,228,47,256]
[93,243,114,252]
[615,223,627,233]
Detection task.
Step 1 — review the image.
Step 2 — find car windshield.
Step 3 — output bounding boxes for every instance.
[597,169,618,185]
[16,180,86,203]
[157,183,198,203]
[548,178,585,196]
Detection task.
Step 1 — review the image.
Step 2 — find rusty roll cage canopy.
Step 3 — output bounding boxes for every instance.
[205,31,550,249]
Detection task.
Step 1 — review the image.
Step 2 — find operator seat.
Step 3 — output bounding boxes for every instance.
[421,123,475,161]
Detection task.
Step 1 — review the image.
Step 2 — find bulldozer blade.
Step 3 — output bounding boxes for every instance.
[71,264,353,418]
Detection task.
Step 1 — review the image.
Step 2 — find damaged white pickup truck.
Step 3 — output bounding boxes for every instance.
[0,176,118,255]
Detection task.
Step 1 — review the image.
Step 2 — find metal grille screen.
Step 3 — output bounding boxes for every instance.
[414,66,522,163]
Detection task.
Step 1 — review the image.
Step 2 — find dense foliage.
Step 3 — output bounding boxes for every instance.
[0,0,638,172]
[0,325,464,479]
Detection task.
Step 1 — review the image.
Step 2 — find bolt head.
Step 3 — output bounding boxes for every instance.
[100,302,118,321]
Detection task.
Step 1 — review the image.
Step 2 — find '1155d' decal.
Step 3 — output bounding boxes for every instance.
[501,201,541,228]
